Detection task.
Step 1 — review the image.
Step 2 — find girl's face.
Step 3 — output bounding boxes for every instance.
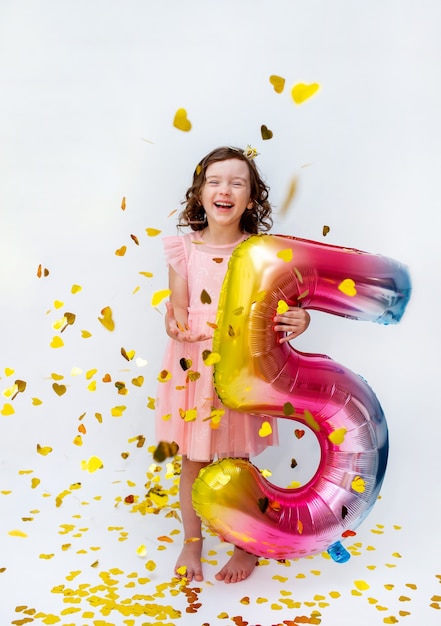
[200,159,253,230]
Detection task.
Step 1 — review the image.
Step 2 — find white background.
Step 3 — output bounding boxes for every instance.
[1,1,440,624]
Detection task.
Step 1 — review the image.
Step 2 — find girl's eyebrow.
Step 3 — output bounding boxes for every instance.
[206,175,248,181]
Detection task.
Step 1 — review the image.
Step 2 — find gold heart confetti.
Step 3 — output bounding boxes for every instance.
[269,75,286,93]
[145,228,161,237]
[351,476,366,493]
[121,347,135,361]
[151,289,171,307]
[276,300,289,314]
[1,403,15,416]
[323,225,331,236]
[115,245,127,256]
[200,289,212,304]
[50,336,64,349]
[260,124,273,140]
[121,196,126,210]
[279,176,298,217]
[131,376,144,387]
[291,82,320,104]
[173,108,192,132]
[98,306,115,331]
[52,383,67,396]
[328,428,347,445]
[277,248,293,262]
[338,278,357,296]
[36,264,50,278]
[259,421,272,437]
[37,444,53,456]
[81,456,104,473]
[71,284,82,294]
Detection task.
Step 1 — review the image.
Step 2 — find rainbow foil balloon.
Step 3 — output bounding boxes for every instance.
[192,234,411,561]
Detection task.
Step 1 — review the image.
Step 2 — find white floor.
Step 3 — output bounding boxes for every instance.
[1,450,440,626]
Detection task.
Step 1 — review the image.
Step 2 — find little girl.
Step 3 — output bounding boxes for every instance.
[155,146,310,584]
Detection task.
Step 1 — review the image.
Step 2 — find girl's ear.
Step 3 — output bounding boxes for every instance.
[247,199,254,210]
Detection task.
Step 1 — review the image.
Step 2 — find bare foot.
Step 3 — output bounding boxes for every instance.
[215,546,258,583]
[174,538,203,582]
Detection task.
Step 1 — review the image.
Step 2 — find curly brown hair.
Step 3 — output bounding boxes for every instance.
[178,146,273,234]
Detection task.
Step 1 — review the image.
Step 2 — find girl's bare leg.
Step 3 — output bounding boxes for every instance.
[215,546,258,584]
[174,455,209,582]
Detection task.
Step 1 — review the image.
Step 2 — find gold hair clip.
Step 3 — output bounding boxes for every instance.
[243,145,259,160]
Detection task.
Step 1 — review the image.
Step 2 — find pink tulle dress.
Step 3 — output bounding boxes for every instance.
[155,231,278,462]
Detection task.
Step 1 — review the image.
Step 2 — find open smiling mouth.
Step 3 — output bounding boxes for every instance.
[214,202,233,209]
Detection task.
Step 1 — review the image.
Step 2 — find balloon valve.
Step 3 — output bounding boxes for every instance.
[327,540,351,564]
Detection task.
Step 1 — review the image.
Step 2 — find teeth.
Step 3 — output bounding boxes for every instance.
[215,202,233,207]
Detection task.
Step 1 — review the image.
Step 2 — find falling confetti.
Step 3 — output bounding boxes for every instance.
[338,278,357,296]
[261,124,273,140]
[269,74,286,93]
[81,456,104,473]
[277,248,293,262]
[37,264,50,278]
[328,428,347,445]
[278,176,299,217]
[98,306,115,331]
[121,347,135,361]
[323,225,331,236]
[36,444,53,456]
[277,300,290,314]
[200,289,212,304]
[259,421,272,437]
[173,108,192,131]
[291,82,320,104]
[146,227,161,237]
[115,245,127,256]
[351,476,366,493]
[153,441,179,463]
[151,289,171,307]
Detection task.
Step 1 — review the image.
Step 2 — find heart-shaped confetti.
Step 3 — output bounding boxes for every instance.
[291,82,320,104]
[81,456,104,473]
[260,124,273,140]
[328,427,347,445]
[269,74,286,93]
[283,402,295,416]
[132,376,144,387]
[173,108,192,132]
[37,444,53,456]
[50,336,64,349]
[146,227,161,237]
[351,475,366,493]
[294,429,305,439]
[338,278,357,296]
[276,300,289,314]
[151,289,171,307]
[115,245,127,256]
[1,403,15,416]
[52,383,67,396]
[200,289,211,304]
[323,225,331,236]
[259,421,272,437]
[277,248,293,262]
[71,284,82,294]
[98,306,115,331]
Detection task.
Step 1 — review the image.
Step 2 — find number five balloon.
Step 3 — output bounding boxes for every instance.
[192,234,411,561]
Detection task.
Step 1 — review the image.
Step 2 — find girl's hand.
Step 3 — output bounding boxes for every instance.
[165,301,212,343]
[273,307,310,344]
